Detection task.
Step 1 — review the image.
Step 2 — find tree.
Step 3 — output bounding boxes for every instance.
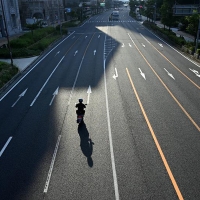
[129,0,139,13]
[185,11,199,43]
[145,0,156,22]
[68,10,77,19]
[26,20,41,37]
[160,0,175,30]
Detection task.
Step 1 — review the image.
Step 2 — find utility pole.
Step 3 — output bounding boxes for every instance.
[57,0,62,35]
[0,0,13,66]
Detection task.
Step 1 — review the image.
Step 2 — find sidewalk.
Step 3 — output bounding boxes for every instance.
[0,32,38,71]
[0,56,38,71]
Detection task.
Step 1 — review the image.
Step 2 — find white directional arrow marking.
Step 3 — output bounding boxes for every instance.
[98,35,100,38]
[12,88,28,107]
[87,85,92,104]
[94,50,96,55]
[113,68,118,80]
[49,87,59,106]
[74,50,78,56]
[142,43,145,47]
[55,51,60,57]
[164,68,175,80]
[138,68,146,80]
[189,68,200,77]
[158,43,163,47]
[129,43,132,47]
[122,43,125,47]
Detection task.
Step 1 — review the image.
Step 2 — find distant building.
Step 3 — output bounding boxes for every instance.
[18,0,65,28]
[0,0,22,37]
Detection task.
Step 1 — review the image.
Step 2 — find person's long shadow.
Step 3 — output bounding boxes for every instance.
[78,122,94,167]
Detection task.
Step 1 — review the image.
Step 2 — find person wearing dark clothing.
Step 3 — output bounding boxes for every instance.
[76,99,86,115]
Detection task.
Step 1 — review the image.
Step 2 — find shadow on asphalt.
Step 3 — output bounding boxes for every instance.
[78,122,94,167]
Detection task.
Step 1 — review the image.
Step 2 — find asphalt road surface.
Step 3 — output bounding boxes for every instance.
[0,8,200,200]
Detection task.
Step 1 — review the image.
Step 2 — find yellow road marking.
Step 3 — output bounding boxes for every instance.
[126,68,184,200]
[147,35,200,90]
[128,34,200,132]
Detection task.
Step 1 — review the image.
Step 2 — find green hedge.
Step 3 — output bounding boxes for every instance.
[143,21,186,46]
[0,48,40,58]
[10,38,33,48]
[10,27,56,48]
[196,49,200,54]
[29,35,60,51]
[0,22,79,58]
[0,62,18,88]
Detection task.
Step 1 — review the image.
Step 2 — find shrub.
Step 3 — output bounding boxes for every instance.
[196,49,200,54]
[10,38,33,48]
[0,48,10,58]
[0,62,18,88]
[11,48,39,58]
[189,46,195,52]
[28,35,60,51]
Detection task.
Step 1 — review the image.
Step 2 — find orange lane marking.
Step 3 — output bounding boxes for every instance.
[130,37,200,132]
[149,40,200,90]
[126,68,184,200]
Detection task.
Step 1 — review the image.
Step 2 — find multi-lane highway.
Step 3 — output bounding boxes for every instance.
[0,8,200,200]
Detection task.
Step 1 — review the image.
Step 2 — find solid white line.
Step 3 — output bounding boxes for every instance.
[30,56,65,106]
[0,32,75,102]
[104,31,120,199]
[0,137,12,157]
[44,135,61,193]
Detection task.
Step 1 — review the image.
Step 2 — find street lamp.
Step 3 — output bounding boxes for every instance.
[0,0,13,66]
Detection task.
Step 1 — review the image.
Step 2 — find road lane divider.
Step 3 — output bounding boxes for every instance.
[44,135,61,194]
[140,33,200,90]
[104,28,120,200]
[126,68,184,200]
[104,59,119,200]
[128,33,200,132]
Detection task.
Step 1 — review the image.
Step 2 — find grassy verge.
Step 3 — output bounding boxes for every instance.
[0,62,18,89]
[0,20,80,59]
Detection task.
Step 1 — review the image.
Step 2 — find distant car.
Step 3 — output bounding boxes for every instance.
[112,10,119,20]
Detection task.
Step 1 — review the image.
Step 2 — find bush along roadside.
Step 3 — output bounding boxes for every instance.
[0,20,80,59]
[0,61,18,89]
[143,21,186,47]
[142,21,200,61]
